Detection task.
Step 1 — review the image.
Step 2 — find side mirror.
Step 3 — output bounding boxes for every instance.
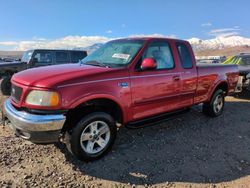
[30,57,38,65]
[32,57,38,63]
[27,57,38,67]
[140,58,157,71]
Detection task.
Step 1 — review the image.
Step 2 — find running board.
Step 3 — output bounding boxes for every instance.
[125,108,190,129]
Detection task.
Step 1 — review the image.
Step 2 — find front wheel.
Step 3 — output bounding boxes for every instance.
[66,112,117,161]
[202,89,225,117]
[0,76,11,96]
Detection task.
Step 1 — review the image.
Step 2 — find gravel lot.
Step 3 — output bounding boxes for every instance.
[0,93,250,188]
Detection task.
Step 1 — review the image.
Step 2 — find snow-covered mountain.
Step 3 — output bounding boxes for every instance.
[74,36,250,54]
[74,43,103,54]
[188,36,250,51]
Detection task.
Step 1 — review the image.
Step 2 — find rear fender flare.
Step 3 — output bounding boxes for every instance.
[208,80,228,102]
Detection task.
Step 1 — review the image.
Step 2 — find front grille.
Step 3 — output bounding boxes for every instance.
[11,84,23,103]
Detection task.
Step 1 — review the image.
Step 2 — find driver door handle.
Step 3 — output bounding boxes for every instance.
[173,76,180,81]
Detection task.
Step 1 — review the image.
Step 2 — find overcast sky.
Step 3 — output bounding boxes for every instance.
[0,0,249,50]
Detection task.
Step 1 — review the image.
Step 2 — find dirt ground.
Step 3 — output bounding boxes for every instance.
[1,93,250,188]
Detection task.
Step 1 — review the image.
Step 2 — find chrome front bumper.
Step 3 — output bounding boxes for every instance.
[3,99,66,143]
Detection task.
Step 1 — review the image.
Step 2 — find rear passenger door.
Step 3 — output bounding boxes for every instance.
[176,42,197,107]
[55,51,70,64]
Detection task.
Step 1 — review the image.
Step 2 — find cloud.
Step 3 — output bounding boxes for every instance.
[208,28,241,37]
[0,41,18,46]
[201,22,212,27]
[32,36,47,41]
[106,30,113,34]
[0,34,178,51]
[0,36,111,51]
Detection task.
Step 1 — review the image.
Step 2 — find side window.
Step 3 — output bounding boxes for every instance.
[247,57,250,65]
[70,51,87,63]
[56,51,69,63]
[142,41,174,70]
[33,51,52,64]
[176,43,193,69]
[241,57,250,65]
[241,57,247,65]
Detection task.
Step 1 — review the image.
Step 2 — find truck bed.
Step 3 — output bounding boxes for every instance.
[195,63,239,104]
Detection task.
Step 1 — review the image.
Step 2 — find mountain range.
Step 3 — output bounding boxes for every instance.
[79,36,250,56]
[1,36,250,58]
[188,36,250,52]
[74,43,104,54]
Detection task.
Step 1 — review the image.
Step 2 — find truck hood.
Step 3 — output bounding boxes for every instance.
[0,61,23,67]
[12,63,118,88]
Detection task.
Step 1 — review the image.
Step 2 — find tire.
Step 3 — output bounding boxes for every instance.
[202,89,225,117]
[0,77,11,96]
[66,112,117,161]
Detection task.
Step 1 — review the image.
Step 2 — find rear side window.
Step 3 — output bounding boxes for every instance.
[56,51,69,63]
[70,51,87,63]
[241,56,250,65]
[176,43,193,69]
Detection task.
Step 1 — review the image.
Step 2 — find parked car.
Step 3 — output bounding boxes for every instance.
[0,49,87,95]
[223,53,250,91]
[197,59,220,64]
[3,37,239,161]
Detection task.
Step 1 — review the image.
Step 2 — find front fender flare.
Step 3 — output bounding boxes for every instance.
[68,93,128,124]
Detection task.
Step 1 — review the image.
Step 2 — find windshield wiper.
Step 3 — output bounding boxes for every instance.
[83,60,110,68]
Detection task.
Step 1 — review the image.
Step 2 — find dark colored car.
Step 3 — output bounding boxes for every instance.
[0,49,87,95]
[223,53,250,91]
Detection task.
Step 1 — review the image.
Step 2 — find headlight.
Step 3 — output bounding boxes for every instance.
[25,90,60,107]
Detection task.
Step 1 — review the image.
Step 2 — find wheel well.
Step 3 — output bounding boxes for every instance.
[2,71,14,77]
[62,98,123,131]
[213,82,228,95]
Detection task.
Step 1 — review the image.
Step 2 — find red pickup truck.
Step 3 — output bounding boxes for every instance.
[3,37,239,161]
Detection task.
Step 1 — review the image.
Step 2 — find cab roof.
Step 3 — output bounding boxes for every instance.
[111,37,188,43]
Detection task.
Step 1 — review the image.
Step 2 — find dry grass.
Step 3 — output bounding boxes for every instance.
[0,51,23,59]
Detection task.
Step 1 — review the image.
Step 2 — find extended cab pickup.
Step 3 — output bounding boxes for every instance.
[0,49,87,95]
[3,37,239,161]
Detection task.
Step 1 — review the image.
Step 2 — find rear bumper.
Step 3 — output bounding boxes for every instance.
[3,99,66,143]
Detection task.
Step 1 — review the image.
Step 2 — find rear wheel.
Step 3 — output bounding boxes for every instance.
[202,89,225,117]
[0,76,11,96]
[66,112,117,161]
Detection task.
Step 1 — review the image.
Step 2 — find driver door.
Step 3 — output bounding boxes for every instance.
[130,40,181,120]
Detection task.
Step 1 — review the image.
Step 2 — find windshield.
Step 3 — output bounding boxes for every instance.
[21,50,33,62]
[81,40,144,68]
